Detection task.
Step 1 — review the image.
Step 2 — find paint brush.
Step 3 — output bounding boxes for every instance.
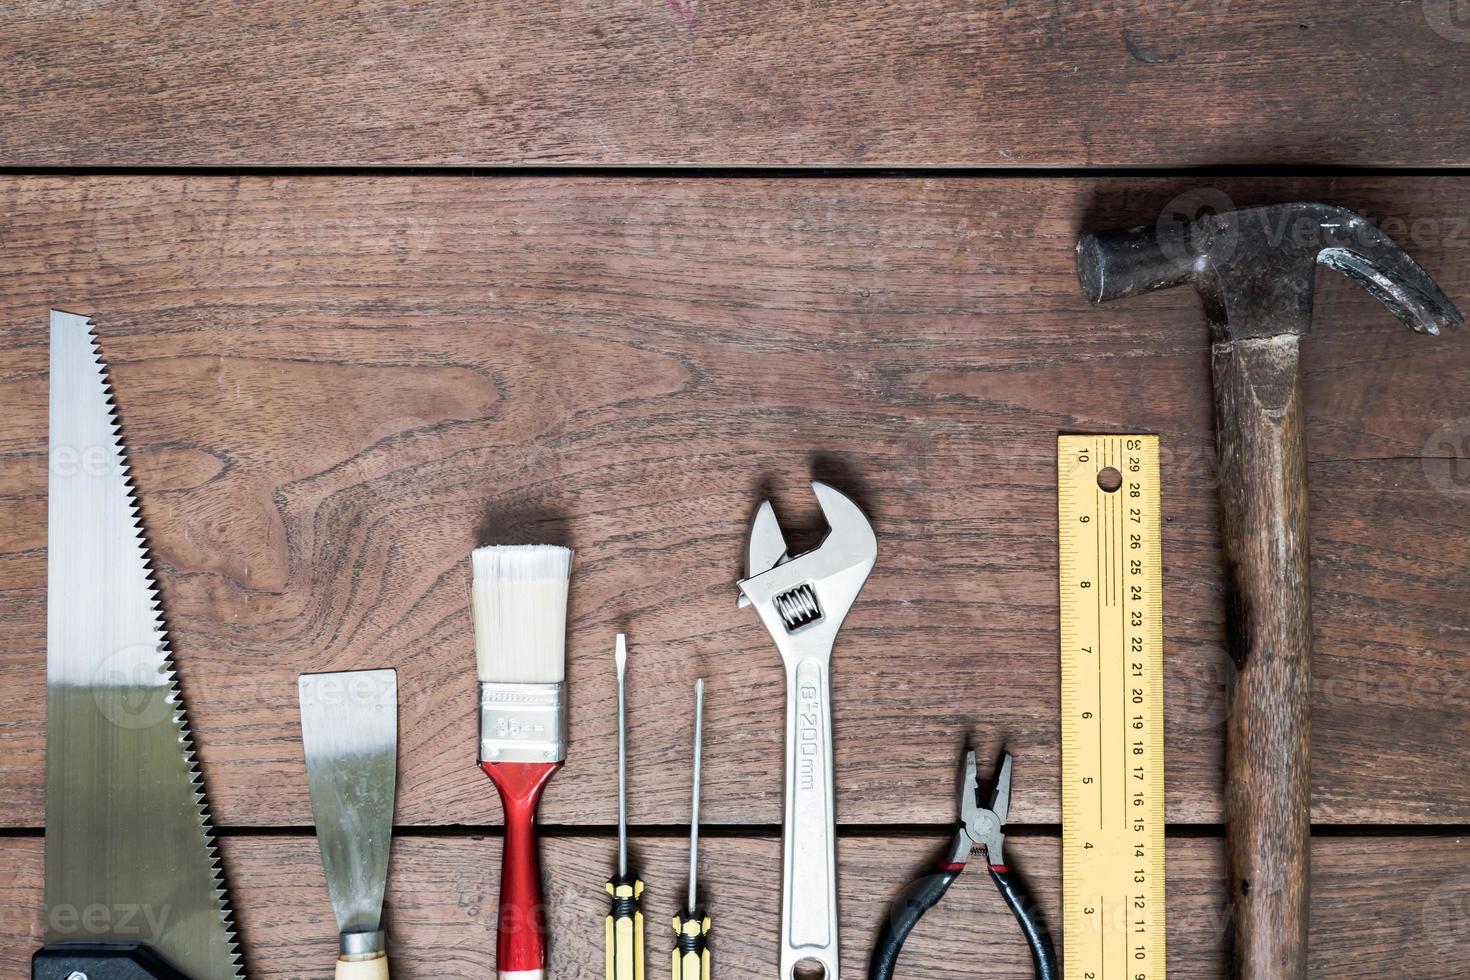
[473,544,574,980]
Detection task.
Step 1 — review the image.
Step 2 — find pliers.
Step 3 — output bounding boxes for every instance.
[869,750,1058,980]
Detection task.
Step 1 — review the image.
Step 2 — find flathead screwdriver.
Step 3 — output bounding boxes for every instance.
[672,678,710,980]
[607,634,645,980]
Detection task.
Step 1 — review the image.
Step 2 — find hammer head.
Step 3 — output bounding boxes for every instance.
[1077,202,1463,341]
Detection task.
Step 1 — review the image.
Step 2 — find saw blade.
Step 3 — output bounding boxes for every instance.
[44,310,242,978]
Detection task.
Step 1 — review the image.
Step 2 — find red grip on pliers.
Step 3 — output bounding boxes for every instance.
[482,761,561,976]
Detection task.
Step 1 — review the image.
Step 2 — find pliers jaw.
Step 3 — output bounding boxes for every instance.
[958,749,1012,869]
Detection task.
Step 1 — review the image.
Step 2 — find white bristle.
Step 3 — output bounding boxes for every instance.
[471,544,573,684]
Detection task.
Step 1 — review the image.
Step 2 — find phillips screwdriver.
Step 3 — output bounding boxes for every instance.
[672,678,711,980]
[607,634,646,980]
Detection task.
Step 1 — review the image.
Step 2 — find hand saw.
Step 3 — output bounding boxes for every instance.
[31,311,242,980]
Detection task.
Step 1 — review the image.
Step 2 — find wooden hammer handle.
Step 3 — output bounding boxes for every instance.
[1212,335,1313,980]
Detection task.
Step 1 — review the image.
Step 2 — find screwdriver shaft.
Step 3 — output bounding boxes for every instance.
[607,634,644,980]
[616,633,628,877]
[673,678,711,980]
[687,677,704,913]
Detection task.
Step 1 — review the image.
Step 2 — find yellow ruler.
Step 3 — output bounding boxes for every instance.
[1057,435,1166,980]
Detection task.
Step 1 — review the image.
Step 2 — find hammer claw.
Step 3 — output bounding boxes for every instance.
[1319,245,1463,336]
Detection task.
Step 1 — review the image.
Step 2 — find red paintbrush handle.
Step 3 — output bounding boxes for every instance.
[482,761,561,979]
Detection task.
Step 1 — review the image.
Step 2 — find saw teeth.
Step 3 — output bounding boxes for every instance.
[60,317,245,978]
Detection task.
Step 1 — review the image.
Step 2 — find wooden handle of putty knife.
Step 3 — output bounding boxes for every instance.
[336,952,389,980]
[1213,334,1312,980]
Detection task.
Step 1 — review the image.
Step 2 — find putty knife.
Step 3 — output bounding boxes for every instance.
[299,668,399,979]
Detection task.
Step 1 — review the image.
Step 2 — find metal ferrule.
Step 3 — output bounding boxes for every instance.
[340,928,386,957]
[478,681,567,764]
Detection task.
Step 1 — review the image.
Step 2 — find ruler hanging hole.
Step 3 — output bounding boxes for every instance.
[1097,466,1122,493]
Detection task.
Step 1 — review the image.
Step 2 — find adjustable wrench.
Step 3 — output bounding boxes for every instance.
[738,481,877,980]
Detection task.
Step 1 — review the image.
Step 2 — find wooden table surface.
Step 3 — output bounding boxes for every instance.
[1,5,1468,978]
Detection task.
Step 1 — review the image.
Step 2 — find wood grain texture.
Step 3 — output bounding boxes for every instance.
[0,176,1468,831]
[1214,336,1313,980]
[4,833,1469,978]
[1,1,1469,167]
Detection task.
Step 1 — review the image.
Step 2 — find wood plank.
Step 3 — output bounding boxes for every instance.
[3,833,1467,977]
[1,176,1467,828]
[1,2,1469,167]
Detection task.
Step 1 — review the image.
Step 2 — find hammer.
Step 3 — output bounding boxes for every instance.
[1075,202,1462,979]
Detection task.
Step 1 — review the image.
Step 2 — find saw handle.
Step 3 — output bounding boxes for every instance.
[32,942,189,979]
[336,951,389,979]
[483,760,561,979]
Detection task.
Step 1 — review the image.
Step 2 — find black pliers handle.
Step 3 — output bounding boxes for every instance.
[869,751,1058,980]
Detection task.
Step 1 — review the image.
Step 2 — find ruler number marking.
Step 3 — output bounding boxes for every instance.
[1059,435,1166,980]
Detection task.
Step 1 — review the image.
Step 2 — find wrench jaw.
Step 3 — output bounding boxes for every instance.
[747,499,790,581]
[737,481,878,660]
[808,482,877,564]
[738,499,788,610]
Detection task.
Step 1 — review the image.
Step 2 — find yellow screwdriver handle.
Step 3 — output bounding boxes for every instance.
[671,911,710,980]
[606,875,645,980]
